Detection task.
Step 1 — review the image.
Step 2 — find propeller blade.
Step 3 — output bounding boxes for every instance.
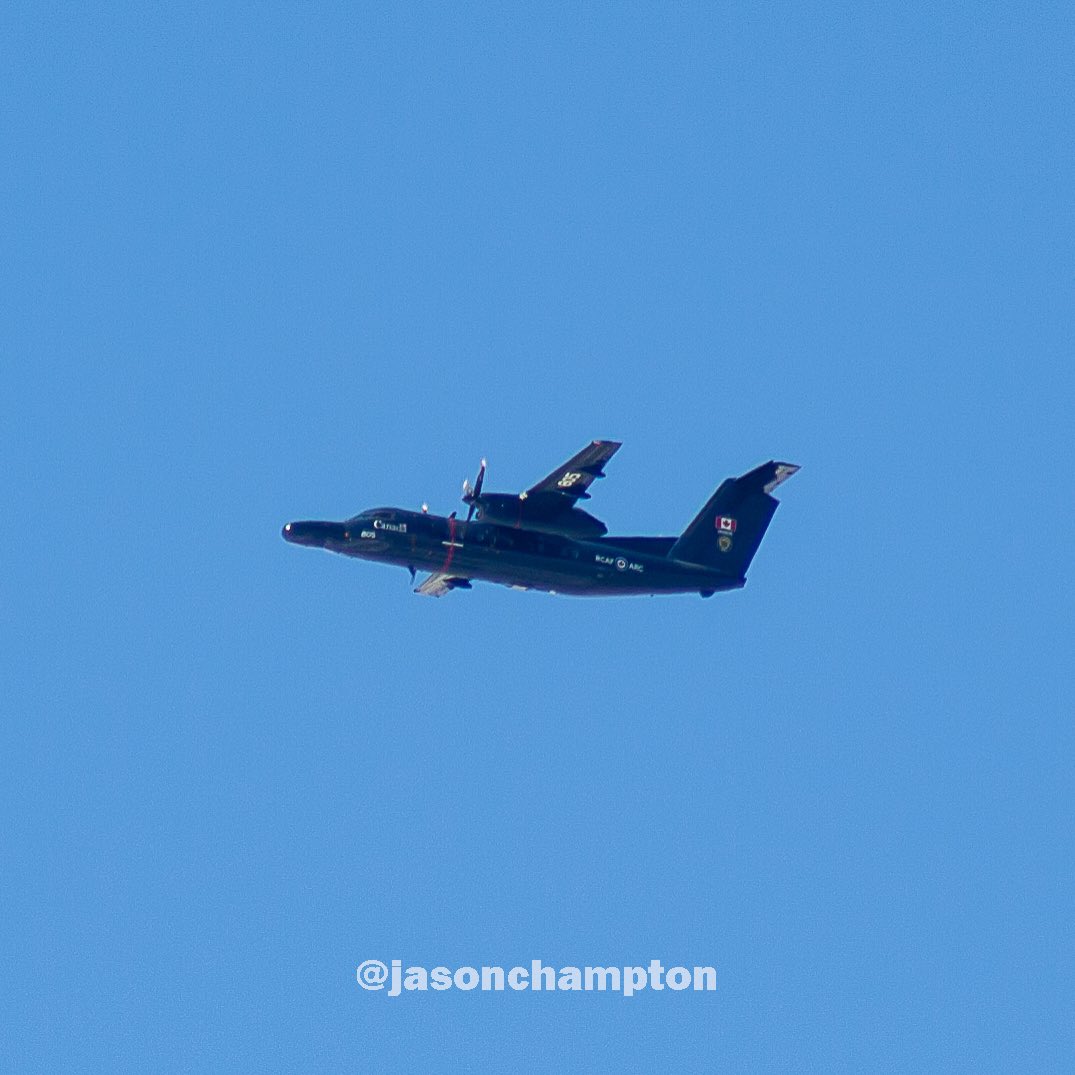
[466,457,487,522]
[462,458,487,510]
[461,457,488,523]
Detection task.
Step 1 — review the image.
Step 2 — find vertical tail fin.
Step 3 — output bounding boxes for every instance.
[668,462,799,577]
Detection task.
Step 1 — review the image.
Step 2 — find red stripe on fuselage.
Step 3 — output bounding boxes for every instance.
[440,515,458,574]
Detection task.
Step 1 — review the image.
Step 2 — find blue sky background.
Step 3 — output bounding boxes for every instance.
[3,4,1072,1071]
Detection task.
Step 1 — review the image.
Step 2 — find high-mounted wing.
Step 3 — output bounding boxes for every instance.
[414,572,473,598]
[525,440,621,503]
[461,440,621,537]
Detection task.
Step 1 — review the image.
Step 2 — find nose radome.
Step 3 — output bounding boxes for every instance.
[282,520,316,544]
[282,520,346,547]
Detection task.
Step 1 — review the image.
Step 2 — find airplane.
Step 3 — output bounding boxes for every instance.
[282,441,798,598]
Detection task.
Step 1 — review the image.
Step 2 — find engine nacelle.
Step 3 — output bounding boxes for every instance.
[475,493,608,538]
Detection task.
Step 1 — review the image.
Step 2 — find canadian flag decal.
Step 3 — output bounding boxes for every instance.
[716,516,737,533]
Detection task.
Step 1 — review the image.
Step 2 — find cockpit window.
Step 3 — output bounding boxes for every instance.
[347,508,396,525]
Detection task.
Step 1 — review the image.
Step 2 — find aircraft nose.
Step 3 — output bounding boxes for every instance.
[282,520,346,547]
[282,520,323,546]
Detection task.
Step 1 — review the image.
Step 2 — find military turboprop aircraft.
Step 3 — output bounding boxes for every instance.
[282,442,798,598]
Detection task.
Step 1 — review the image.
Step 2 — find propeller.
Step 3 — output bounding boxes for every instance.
[462,458,487,522]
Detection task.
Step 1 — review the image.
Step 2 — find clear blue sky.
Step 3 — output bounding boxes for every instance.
[3,5,1072,1071]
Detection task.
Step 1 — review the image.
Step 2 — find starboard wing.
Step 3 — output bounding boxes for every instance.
[525,440,621,503]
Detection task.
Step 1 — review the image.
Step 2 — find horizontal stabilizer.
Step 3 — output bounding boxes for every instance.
[735,460,801,495]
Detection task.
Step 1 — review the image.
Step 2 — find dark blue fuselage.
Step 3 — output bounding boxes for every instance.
[282,507,743,597]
